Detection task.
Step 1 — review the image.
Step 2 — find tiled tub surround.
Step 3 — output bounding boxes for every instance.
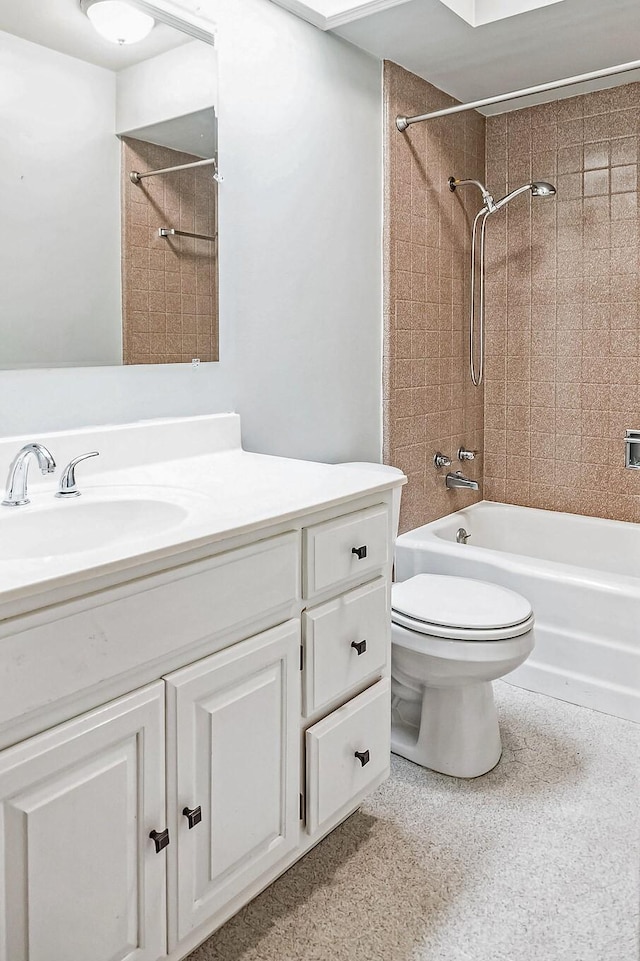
[121,137,219,366]
[384,62,485,533]
[484,85,640,522]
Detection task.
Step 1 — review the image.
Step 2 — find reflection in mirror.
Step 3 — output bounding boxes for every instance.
[0,0,218,369]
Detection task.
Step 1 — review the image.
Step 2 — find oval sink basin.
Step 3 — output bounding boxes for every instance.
[0,489,197,560]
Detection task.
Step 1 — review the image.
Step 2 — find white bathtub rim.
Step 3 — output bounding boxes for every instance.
[396,503,640,597]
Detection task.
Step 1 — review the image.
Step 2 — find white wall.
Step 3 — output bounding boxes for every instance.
[0,0,382,464]
[0,31,121,368]
[116,40,217,135]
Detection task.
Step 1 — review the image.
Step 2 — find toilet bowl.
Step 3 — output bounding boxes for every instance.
[391,574,535,778]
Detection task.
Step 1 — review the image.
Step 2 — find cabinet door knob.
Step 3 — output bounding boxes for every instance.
[182,805,202,829]
[149,828,170,853]
[352,545,367,560]
[351,639,367,656]
[354,750,370,767]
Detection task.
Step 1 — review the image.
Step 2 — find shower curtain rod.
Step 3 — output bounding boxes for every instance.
[396,58,640,131]
[159,227,217,243]
[130,156,217,184]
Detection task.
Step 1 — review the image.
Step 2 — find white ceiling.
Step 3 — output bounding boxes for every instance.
[439,0,565,28]
[0,0,191,71]
[267,0,411,31]
[272,0,567,29]
[273,0,640,113]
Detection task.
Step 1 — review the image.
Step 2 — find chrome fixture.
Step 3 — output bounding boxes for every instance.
[434,452,452,468]
[396,58,640,131]
[56,452,100,498]
[450,176,556,387]
[458,446,477,462]
[159,228,217,243]
[456,527,471,544]
[625,430,640,470]
[445,471,479,491]
[130,157,220,185]
[2,443,56,507]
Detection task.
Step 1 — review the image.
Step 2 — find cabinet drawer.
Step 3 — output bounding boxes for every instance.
[303,578,389,716]
[305,678,390,834]
[303,505,389,598]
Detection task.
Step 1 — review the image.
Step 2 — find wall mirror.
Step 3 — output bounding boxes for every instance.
[0,0,218,369]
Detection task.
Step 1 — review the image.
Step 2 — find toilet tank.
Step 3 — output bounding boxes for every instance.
[340,462,405,540]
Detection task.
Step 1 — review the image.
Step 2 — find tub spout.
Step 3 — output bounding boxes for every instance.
[446,471,479,491]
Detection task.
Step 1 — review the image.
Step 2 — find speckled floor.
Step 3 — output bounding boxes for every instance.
[188,682,640,961]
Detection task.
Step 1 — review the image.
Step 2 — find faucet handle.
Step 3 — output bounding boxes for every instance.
[55,451,99,498]
[458,447,477,462]
[434,452,452,469]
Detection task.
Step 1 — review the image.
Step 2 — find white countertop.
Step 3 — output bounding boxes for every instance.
[0,415,405,621]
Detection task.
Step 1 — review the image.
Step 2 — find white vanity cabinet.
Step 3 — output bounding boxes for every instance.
[0,416,400,961]
[0,620,300,961]
[164,620,301,949]
[0,683,167,961]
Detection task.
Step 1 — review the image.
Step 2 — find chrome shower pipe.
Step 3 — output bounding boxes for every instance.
[452,178,556,387]
[396,57,640,131]
[469,207,490,387]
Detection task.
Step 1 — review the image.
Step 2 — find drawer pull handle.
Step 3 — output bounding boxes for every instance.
[354,750,370,767]
[351,639,367,656]
[182,805,202,829]
[352,545,368,560]
[149,828,170,853]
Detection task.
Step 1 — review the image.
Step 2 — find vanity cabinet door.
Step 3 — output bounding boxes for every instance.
[165,620,301,948]
[0,683,166,961]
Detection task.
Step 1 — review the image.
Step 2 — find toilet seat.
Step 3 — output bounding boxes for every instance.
[391,574,534,641]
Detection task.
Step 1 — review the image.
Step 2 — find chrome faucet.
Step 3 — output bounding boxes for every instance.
[445,471,479,491]
[2,443,56,507]
[56,451,99,498]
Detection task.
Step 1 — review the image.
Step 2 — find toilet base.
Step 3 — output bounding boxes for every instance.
[391,680,502,778]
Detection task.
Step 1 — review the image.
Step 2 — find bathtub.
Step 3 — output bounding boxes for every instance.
[394,501,640,723]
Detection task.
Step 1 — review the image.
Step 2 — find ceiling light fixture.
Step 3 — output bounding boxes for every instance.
[80,0,155,45]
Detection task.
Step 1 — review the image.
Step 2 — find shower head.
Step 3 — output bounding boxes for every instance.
[491,180,557,212]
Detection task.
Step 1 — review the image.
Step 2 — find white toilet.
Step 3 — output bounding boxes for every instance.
[391,574,534,777]
[341,461,535,779]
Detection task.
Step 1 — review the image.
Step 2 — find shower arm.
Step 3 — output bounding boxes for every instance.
[450,176,496,212]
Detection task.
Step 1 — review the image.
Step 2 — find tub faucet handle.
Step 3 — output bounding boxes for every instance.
[434,452,452,469]
[458,447,477,462]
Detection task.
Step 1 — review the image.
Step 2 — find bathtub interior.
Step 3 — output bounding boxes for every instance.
[427,501,640,581]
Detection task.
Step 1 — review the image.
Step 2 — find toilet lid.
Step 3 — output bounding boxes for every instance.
[391,574,532,632]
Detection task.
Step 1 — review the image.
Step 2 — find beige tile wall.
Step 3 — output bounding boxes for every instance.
[484,84,640,522]
[384,62,485,533]
[121,138,219,365]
